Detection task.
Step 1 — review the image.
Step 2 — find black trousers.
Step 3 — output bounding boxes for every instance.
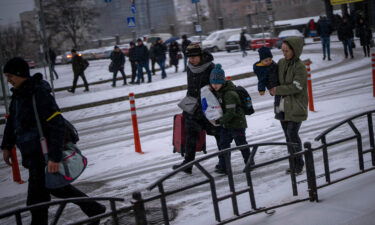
[71,72,89,91]
[130,61,137,82]
[112,67,127,86]
[218,127,250,170]
[183,112,220,163]
[280,121,304,171]
[27,166,105,225]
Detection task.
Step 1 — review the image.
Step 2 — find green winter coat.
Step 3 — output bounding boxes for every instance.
[276,37,308,122]
[215,81,247,129]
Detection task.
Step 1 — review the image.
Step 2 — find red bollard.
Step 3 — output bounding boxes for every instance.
[129,93,144,154]
[305,63,315,112]
[372,53,375,97]
[10,147,24,184]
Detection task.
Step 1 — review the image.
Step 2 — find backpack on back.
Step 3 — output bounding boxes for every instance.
[235,86,255,115]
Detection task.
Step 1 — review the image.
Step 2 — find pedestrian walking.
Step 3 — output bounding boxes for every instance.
[110,45,127,87]
[48,48,59,79]
[1,57,106,225]
[181,35,192,72]
[128,41,137,84]
[149,43,157,75]
[68,49,89,93]
[269,37,308,174]
[305,19,317,37]
[134,38,152,84]
[154,37,167,79]
[239,31,248,57]
[172,43,220,174]
[169,40,180,72]
[338,16,355,59]
[356,18,373,57]
[317,15,333,60]
[209,64,251,174]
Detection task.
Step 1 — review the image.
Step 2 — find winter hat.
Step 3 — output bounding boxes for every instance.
[258,46,273,61]
[182,34,187,39]
[3,57,30,78]
[210,64,225,84]
[185,43,202,57]
[71,48,77,53]
[136,38,142,42]
[129,41,135,46]
[114,45,119,49]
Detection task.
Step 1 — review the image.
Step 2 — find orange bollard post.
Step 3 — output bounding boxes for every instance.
[305,63,315,112]
[10,147,24,184]
[372,53,375,97]
[129,93,144,154]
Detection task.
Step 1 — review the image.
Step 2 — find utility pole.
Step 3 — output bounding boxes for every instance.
[192,0,202,43]
[34,0,55,96]
[146,0,152,33]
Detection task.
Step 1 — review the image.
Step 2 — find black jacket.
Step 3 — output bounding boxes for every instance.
[1,73,65,169]
[338,21,354,41]
[357,23,373,46]
[239,33,248,49]
[128,47,136,62]
[110,51,125,69]
[134,44,149,63]
[182,39,192,55]
[153,43,167,61]
[317,18,333,38]
[72,55,88,75]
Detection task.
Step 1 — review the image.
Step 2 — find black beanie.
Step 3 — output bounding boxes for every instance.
[3,57,30,78]
[258,46,273,61]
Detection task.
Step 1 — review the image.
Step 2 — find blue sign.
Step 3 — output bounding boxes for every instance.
[131,4,136,14]
[191,0,200,3]
[127,17,136,28]
[104,0,112,2]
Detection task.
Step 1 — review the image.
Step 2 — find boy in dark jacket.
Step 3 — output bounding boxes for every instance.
[209,64,251,174]
[68,49,89,93]
[253,47,282,119]
[110,45,127,87]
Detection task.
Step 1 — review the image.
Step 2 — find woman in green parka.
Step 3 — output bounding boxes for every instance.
[270,37,308,174]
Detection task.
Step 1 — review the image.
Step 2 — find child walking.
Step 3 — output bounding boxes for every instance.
[209,64,252,174]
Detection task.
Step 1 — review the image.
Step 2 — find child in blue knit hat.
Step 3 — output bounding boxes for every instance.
[209,64,251,174]
[253,47,279,96]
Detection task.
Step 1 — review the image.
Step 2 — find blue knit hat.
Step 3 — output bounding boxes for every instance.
[210,64,225,84]
[258,46,273,61]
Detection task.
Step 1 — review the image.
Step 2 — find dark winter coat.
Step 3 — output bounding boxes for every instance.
[134,44,150,63]
[153,42,167,61]
[149,45,156,60]
[169,42,180,66]
[110,51,125,70]
[253,61,278,92]
[128,47,136,62]
[182,39,192,55]
[276,37,308,122]
[49,49,57,64]
[317,18,333,38]
[356,23,373,46]
[239,33,248,50]
[214,81,247,129]
[337,21,354,41]
[1,73,65,169]
[71,55,88,75]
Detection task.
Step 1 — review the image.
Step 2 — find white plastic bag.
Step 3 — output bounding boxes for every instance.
[200,85,223,121]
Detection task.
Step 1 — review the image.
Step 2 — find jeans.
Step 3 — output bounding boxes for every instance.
[183,55,188,71]
[130,61,137,82]
[321,36,331,59]
[280,121,304,171]
[112,67,127,86]
[27,166,105,225]
[136,61,152,83]
[157,58,167,78]
[217,127,250,170]
[342,38,354,58]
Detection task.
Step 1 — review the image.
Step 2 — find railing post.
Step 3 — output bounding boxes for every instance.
[368,113,375,166]
[348,120,364,171]
[372,53,375,97]
[305,62,315,111]
[129,93,144,154]
[304,142,318,202]
[132,192,148,225]
[321,136,331,183]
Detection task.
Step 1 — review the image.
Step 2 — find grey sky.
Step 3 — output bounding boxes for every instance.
[0,0,34,26]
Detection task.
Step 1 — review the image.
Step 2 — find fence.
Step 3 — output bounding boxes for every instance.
[1,110,374,225]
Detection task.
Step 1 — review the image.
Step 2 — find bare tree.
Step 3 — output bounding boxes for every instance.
[0,26,25,65]
[43,0,99,49]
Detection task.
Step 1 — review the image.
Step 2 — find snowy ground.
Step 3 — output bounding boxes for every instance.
[0,37,375,225]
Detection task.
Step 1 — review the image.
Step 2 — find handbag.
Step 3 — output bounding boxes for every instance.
[32,95,87,189]
[108,62,114,72]
[178,96,198,114]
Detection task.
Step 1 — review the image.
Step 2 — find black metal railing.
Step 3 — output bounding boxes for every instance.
[1,110,374,225]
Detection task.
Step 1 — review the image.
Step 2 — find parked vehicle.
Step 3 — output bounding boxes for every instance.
[225,33,252,52]
[250,32,278,50]
[202,28,243,52]
[145,33,172,47]
[276,29,304,49]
